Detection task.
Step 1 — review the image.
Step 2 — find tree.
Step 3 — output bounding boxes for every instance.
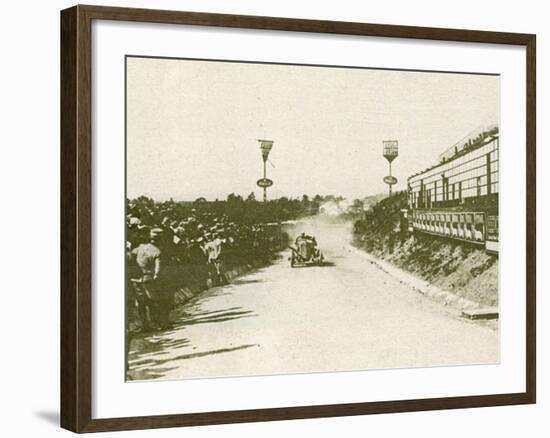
[246,192,256,202]
[227,193,243,203]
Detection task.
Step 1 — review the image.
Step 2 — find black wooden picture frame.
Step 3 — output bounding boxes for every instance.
[61,4,536,433]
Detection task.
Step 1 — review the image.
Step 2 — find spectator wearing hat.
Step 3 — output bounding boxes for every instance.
[128,228,163,331]
[132,228,162,281]
[204,231,227,285]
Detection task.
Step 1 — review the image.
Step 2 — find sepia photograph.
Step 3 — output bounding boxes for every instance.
[125,56,500,382]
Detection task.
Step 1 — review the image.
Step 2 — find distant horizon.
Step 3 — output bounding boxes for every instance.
[127,57,499,201]
[127,191,388,204]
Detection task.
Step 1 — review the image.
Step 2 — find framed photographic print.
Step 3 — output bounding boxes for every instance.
[60,4,536,433]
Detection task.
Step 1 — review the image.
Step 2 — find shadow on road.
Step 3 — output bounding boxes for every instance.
[128,305,257,381]
[128,344,258,381]
[230,278,264,285]
[175,309,256,327]
[289,261,336,268]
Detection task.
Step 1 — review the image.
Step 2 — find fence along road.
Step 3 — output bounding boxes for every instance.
[127,218,498,381]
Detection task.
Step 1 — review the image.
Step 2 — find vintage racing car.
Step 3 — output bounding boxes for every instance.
[289,233,324,267]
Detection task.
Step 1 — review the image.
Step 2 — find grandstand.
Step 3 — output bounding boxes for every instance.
[407,126,499,253]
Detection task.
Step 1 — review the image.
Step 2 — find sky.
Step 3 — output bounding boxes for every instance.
[126,57,499,201]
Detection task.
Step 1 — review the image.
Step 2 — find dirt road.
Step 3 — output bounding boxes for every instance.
[128,219,498,381]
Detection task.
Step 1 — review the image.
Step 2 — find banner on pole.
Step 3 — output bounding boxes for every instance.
[383,140,399,162]
[259,139,274,162]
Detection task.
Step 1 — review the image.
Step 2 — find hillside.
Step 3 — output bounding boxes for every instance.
[352,192,498,307]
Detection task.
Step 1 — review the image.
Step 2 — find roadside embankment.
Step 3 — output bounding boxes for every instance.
[171,252,282,306]
[353,192,498,308]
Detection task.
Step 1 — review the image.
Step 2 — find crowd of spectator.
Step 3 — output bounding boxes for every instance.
[126,196,289,332]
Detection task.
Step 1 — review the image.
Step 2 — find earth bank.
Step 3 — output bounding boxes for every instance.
[352,192,498,307]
